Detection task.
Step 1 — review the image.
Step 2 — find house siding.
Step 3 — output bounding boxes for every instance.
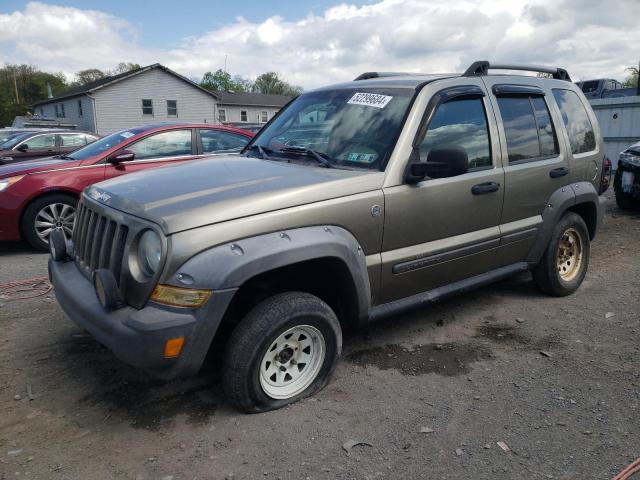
[218,105,281,124]
[37,95,96,132]
[92,69,218,134]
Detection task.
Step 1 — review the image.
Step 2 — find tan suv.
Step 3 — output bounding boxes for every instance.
[49,61,608,412]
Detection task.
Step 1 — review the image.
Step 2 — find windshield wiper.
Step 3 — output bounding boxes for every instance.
[54,154,74,160]
[278,146,334,169]
[245,144,274,160]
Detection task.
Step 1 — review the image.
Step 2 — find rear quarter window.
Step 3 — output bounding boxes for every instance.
[552,89,596,155]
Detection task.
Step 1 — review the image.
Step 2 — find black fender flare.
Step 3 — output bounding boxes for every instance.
[168,225,371,324]
[526,181,603,264]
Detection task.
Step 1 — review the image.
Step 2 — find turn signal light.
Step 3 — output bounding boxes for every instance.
[164,336,185,358]
[150,284,212,308]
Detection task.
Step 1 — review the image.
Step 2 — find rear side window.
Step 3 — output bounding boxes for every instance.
[200,129,249,153]
[552,89,596,154]
[60,134,87,147]
[497,96,559,163]
[419,98,492,170]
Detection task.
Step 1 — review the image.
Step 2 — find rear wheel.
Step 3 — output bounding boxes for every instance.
[21,194,77,252]
[532,212,590,297]
[222,292,342,413]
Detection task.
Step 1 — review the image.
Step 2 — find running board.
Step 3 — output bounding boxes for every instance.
[368,262,529,323]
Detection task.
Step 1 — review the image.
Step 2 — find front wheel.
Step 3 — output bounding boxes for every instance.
[222,292,342,413]
[532,212,590,297]
[21,194,77,252]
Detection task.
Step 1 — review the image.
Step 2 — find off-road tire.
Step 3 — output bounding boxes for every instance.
[21,193,77,252]
[222,292,342,413]
[532,212,590,297]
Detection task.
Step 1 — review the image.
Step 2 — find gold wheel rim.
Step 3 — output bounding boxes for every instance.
[556,228,583,282]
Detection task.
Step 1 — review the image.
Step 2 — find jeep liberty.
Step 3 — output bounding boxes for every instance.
[49,61,608,412]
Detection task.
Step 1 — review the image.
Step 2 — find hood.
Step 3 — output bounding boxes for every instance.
[86,155,384,234]
[0,156,78,177]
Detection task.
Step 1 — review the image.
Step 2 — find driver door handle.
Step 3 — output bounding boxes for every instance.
[549,167,569,178]
[471,181,500,195]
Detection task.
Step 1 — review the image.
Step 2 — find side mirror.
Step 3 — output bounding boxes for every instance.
[107,150,135,164]
[405,146,469,184]
[16,144,28,152]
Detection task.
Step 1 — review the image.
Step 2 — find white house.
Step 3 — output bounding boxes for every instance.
[32,64,292,135]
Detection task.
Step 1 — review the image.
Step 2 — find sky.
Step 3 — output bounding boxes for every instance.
[0,0,639,89]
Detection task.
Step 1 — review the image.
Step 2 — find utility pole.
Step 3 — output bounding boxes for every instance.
[13,72,20,105]
[224,54,228,74]
[637,60,639,96]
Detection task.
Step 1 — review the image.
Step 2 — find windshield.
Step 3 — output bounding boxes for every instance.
[247,87,414,169]
[66,126,147,160]
[1,132,31,149]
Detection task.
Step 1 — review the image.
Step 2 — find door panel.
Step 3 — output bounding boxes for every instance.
[104,129,199,180]
[480,77,572,267]
[13,133,58,161]
[379,89,504,304]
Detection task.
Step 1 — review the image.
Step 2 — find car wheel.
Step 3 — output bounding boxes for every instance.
[532,212,590,297]
[614,169,636,210]
[21,193,77,252]
[222,292,342,413]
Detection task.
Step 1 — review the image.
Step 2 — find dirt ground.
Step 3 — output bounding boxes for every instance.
[1,190,639,480]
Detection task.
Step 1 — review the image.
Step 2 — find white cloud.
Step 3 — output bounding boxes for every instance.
[1,0,639,87]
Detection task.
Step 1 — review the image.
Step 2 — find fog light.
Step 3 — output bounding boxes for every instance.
[164,336,185,358]
[49,229,67,262]
[93,269,122,309]
[150,284,212,308]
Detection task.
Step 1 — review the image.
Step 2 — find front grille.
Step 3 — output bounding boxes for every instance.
[72,201,129,283]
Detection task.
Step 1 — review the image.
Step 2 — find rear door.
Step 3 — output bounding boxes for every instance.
[380,80,505,303]
[481,78,572,265]
[104,128,198,180]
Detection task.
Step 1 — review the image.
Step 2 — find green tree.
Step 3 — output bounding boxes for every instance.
[73,68,107,86]
[622,66,639,88]
[252,72,302,96]
[110,62,141,75]
[200,69,249,92]
[0,64,68,127]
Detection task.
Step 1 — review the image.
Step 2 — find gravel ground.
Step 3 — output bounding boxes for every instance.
[0,191,638,480]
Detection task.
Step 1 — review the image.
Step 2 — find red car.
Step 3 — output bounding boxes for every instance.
[0,123,253,251]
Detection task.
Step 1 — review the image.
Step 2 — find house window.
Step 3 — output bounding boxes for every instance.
[60,103,65,118]
[39,108,44,116]
[218,109,226,123]
[54,105,59,117]
[142,99,153,116]
[240,110,248,122]
[260,111,268,123]
[78,99,83,117]
[167,100,177,117]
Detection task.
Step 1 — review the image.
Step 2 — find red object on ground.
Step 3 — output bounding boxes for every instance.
[613,458,640,480]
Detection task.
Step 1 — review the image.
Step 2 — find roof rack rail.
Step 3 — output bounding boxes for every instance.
[354,72,410,81]
[463,61,571,81]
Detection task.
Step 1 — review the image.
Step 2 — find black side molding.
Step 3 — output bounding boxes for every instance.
[369,262,529,323]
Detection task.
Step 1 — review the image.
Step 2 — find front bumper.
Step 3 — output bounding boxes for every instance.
[49,258,237,379]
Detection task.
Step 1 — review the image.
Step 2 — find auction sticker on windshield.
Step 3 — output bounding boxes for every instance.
[347,92,393,109]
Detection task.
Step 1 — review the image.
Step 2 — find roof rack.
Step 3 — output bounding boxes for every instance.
[354,72,410,81]
[463,61,571,81]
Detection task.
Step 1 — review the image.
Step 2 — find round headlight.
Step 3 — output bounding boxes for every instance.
[138,230,162,276]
